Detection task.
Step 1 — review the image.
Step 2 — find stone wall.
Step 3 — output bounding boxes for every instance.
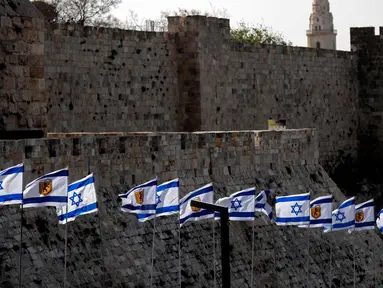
[0,0,46,133]
[0,129,382,287]
[351,26,383,176]
[185,16,359,173]
[44,24,180,133]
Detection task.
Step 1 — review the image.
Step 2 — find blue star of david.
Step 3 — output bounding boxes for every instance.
[231,198,242,211]
[156,193,161,205]
[335,210,346,222]
[290,202,303,216]
[0,181,3,191]
[69,192,83,207]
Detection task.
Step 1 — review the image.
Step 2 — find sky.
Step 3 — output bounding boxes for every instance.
[112,0,382,51]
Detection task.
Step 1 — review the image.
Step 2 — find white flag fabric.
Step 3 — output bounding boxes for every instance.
[299,195,332,228]
[255,190,273,221]
[353,199,374,231]
[179,183,214,227]
[214,197,230,220]
[23,168,68,208]
[57,174,98,224]
[376,209,383,233]
[137,178,179,222]
[275,192,310,226]
[214,188,256,221]
[119,178,157,214]
[0,163,23,206]
[324,197,355,232]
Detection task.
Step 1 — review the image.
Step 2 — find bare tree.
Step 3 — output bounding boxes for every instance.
[32,0,122,26]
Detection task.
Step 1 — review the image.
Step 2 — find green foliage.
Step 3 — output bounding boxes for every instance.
[231,22,292,46]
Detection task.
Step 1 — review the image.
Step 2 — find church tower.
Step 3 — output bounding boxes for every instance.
[307,0,337,50]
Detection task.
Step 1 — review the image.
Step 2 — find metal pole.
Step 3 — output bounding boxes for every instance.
[353,242,356,288]
[220,208,230,288]
[150,213,157,288]
[18,204,24,288]
[250,219,255,288]
[98,211,106,287]
[307,231,310,288]
[329,238,332,288]
[190,200,231,288]
[213,220,216,288]
[63,202,69,288]
[178,220,182,288]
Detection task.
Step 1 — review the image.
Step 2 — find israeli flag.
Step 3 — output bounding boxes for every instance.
[23,168,68,208]
[300,195,332,228]
[324,197,355,232]
[179,183,214,227]
[275,192,310,226]
[214,197,231,220]
[255,190,273,221]
[353,199,374,231]
[376,209,383,233]
[215,188,256,221]
[0,163,23,206]
[137,178,179,222]
[57,174,98,224]
[119,178,157,214]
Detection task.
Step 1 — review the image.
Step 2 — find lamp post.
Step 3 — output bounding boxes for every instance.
[190,200,230,288]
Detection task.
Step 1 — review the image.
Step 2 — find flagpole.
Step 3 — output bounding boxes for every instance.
[212,220,216,288]
[353,241,356,288]
[273,228,277,287]
[250,219,255,288]
[18,166,24,288]
[329,236,332,288]
[63,201,69,288]
[307,231,310,288]
[149,212,157,288]
[87,156,106,286]
[18,204,24,288]
[178,219,182,288]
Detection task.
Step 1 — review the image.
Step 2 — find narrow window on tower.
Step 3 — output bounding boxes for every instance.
[316,42,321,49]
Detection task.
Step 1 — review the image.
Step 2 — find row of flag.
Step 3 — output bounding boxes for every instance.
[1,163,383,233]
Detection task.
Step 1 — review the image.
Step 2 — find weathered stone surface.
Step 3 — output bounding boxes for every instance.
[0,129,382,288]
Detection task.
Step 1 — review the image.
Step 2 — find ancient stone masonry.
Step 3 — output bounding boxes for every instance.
[351,27,383,177]
[0,0,46,133]
[0,4,361,172]
[0,129,382,288]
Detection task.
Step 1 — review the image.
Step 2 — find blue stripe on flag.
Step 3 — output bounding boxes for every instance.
[122,204,156,211]
[338,199,355,209]
[180,210,214,224]
[356,201,374,210]
[40,169,68,179]
[255,203,265,209]
[157,180,178,192]
[137,213,154,220]
[229,212,254,218]
[276,216,310,223]
[179,186,212,206]
[332,220,354,229]
[132,179,157,190]
[58,203,98,221]
[355,221,375,228]
[233,191,254,197]
[310,218,332,224]
[157,205,179,214]
[310,198,332,206]
[275,195,310,203]
[0,166,23,176]
[23,196,67,204]
[0,193,22,202]
[69,176,94,192]
[255,193,264,201]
